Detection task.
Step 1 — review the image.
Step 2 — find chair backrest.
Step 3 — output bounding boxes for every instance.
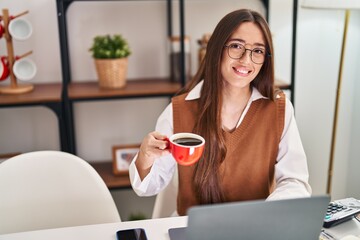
[0,151,121,234]
[152,166,178,218]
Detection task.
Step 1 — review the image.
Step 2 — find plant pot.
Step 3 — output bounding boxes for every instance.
[94,58,128,88]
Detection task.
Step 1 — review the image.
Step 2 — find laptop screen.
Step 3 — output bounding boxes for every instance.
[169,196,330,240]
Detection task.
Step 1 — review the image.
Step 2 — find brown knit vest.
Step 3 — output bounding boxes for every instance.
[172,92,285,216]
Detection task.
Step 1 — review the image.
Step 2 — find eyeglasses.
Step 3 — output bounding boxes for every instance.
[224,43,270,64]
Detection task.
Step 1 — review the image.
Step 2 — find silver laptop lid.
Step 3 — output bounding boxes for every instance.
[185,196,330,240]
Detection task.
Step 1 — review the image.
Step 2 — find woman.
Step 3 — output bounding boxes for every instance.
[129,9,311,216]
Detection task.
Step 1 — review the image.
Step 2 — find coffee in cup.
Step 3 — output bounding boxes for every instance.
[167,132,205,166]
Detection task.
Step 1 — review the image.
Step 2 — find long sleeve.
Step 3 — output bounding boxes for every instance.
[267,98,312,200]
[129,103,177,196]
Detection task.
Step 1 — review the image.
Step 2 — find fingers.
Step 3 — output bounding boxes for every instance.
[152,131,168,141]
[148,131,169,151]
[138,131,170,161]
[135,131,171,180]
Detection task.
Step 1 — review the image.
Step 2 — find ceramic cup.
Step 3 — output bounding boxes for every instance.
[0,56,9,81]
[166,132,205,166]
[8,18,32,41]
[13,58,37,81]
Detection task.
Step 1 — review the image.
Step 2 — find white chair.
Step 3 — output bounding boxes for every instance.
[0,150,121,234]
[151,166,178,218]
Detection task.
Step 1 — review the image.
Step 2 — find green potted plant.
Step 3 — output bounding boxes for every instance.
[89,34,131,88]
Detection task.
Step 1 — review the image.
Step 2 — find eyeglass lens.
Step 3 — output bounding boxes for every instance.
[227,43,266,64]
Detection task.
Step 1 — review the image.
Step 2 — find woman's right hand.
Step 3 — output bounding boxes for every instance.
[135,131,170,180]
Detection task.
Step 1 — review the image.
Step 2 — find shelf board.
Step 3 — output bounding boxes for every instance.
[275,79,291,90]
[90,161,131,190]
[68,78,182,101]
[0,83,62,106]
[68,78,290,101]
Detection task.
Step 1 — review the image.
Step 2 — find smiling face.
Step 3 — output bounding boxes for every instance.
[221,22,266,90]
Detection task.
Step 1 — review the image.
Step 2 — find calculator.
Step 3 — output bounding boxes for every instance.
[323,198,360,228]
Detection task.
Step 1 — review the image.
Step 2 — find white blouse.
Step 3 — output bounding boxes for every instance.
[129,81,312,201]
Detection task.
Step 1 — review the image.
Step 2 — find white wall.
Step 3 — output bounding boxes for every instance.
[342,10,360,199]
[293,1,360,199]
[269,0,293,85]
[1,0,359,209]
[295,5,344,197]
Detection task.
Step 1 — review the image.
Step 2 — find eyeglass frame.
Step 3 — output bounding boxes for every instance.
[224,43,271,64]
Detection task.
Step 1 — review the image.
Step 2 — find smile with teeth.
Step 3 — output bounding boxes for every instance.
[233,67,251,75]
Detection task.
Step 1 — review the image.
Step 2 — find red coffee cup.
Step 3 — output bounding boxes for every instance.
[166,132,205,166]
[0,56,9,81]
[0,23,4,39]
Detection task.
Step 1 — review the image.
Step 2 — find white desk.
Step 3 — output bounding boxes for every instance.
[0,216,187,240]
[0,216,359,240]
[322,218,360,240]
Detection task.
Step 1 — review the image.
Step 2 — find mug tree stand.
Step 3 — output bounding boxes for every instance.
[0,8,34,94]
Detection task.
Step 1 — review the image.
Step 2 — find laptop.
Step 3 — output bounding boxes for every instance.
[169,195,330,240]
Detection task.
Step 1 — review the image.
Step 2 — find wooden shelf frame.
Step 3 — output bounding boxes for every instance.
[68,78,181,101]
[90,161,131,189]
[56,0,181,154]
[0,83,69,151]
[0,83,62,105]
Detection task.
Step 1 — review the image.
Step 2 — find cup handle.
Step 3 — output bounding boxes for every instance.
[1,56,8,66]
[0,24,3,39]
[164,137,171,150]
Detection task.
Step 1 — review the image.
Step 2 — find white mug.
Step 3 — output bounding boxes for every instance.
[8,18,33,41]
[13,58,37,81]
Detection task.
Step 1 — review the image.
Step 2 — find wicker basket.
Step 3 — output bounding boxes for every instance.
[94,58,128,88]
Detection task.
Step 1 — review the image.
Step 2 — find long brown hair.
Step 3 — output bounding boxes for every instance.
[181,9,275,204]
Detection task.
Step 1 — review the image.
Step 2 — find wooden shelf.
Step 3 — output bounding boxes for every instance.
[275,79,291,90]
[67,78,289,101]
[68,78,182,101]
[90,161,131,190]
[0,83,62,106]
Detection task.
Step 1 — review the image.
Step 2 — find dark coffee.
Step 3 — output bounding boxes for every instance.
[173,137,202,146]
